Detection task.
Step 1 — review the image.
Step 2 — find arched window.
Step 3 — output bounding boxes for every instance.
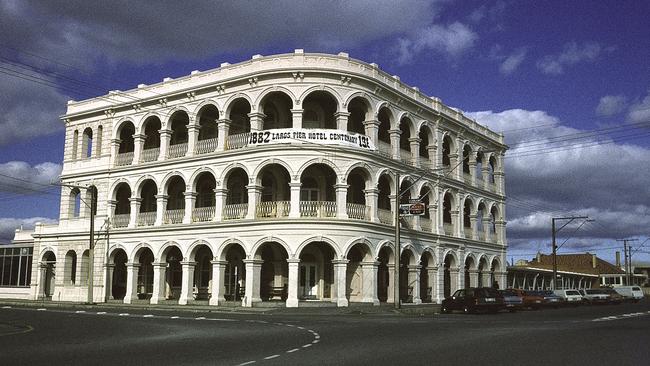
[70,188,81,218]
[64,250,77,285]
[82,127,93,158]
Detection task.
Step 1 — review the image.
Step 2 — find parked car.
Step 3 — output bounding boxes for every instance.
[579,289,610,304]
[613,286,645,302]
[601,288,624,304]
[554,289,584,305]
[505,288,544,309]
[441,287,505,314]
[528,290,565,308]
[500,289,524,312]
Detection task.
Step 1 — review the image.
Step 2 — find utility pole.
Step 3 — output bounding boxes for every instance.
[394,172,400,310]
[617,239,638,285]
[551,216,588,290]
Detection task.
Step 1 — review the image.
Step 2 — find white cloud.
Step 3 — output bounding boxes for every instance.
[596,95,627,117]
[397,22,478,64]
[0,217,57,242]
[499,48,527,75]
[537,42,608,75]
[0,161,62,194]
[469,109,650,250]
[627,90,650,123]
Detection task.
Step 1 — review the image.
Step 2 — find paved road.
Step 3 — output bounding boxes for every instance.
[1,300,649,365]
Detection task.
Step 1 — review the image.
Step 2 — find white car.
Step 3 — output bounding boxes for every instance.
[554,289,584,305]
[613,286,645,302]
[579,289,610,304]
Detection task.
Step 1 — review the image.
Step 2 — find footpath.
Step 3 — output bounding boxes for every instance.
[0,298,440,316]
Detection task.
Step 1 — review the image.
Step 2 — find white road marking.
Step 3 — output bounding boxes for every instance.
[264,355,280,360]
[312,340,319,344]
[287,348,300,353]
[143,314,154,318]
[75,310,86,313]
[1,306,11,309]
[302,344,312,348]
[237,361,256,366]
[96,311,106,315]
[170,316,179,319]
[37,308,47,311]
[195,317,206,320]
[118,313,129,316]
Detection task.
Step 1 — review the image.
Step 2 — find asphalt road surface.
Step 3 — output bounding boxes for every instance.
[1,300,649,366]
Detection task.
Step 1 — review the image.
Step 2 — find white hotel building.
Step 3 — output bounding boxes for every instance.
[16,51,508,307]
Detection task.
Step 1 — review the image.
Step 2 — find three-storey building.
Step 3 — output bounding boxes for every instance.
[27,50,508,307]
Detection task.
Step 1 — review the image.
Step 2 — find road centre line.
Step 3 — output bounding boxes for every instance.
[264,355,280,360]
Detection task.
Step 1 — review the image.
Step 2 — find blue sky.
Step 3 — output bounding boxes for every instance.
[1,0,649,263]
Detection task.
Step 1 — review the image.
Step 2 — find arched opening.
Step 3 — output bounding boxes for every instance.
[298,241,335,300]
[462,145,472,182]
[399,178,414,229]
[302,91,337,129]
[229,98,251,135]
[138,180,157,226]
[399,117,412,164]
[84,185,98,218]
[377,246,394,303]
[193,172,216,222]
[442,134,453,168]
[41,251,56,298]
[112,183,131,228]
[419,125,432,167]
[69,188,81,219]
[399,249,415,303]
[477,202,487,241]
[419,186,432,231]
[347,97,369,135]
[196,105,219,154]
[377,174,393,225]
[491,258,502,289]
[346,167,370,220]
[110,249,127,300]
[64,250,77,285]
[489,156,497,184]
[490,205,499,242]
[169,111,189,158]
[223,168,249,220]
[222,243,246,301]
[255,242,289,301]
[300,164,337,217]
[377,107,392,156]
[261,92,293,129]
[142,116,161,162]
[465,256,476,288]
[463,198,473,238]
[191,245,213,300]
[420,251,435,303]
[165,176,186,224]
[163,246,183,299]
[443,254,456,298]
[346,242,373,302]
[443,192,454,236]
[476,151,485,183]
[257,164,291,218]
[82,127,93,159]
[478,257,488,287]
[136,248,154,299]
[80,250,89,286]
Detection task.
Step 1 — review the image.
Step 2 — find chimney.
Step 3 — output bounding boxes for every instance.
[616,251,621,268]
[592,254,597,269]
[536,252,541,263]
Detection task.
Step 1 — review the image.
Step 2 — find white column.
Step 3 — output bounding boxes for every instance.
[248,112,265,131]
[128,197,140,228]
[158,129,171,160]
[409,265,422,304]
[150,262,167,304]
[286,259,300,307]
[155,195,167,226]
[178,261,195,305]
[216,119,231,152]
[363,119,380,144]
[183,191,196,224]
[123,263,138,304]
[427,145,437,171]
[333,260,349,307]
[213,188,226,222]
[242,259,262,307]
[291,109,303,129]
[435,265,445,303]
[470,214,478,240]
[387,263,395,304]
[289,182,301,218]
[364,188,379,223]
[335,111,350,131]
[469,269,479,287]
[187,123,200,156]
[209,260,227,306]
[133,133,145,164]
[335,183,348,219]
[246,185,262,220]
[360,261,380,305]
[409,137,421,168]
[451,267,460,293]
[389,128,401,160]
[110,138,120,166]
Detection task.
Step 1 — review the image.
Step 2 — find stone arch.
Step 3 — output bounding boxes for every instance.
[137,112,164,132]
[343,161,374,180]
[342,237,374,261]
[441,249,458,268]
[224,93,255,117]
[376,240,395,260]
[131,242,156,262]
[463,252,478,270]
[157,241,186,262]
[295,236,342,259]
[421,247,437,267]
[220,162,252,183]
[400,244,420,265]
[252,158,295,182]
[296,158,342,182]
[255,86,297,111]
[163,106,192,127]
[217,238,250,260]
[192,99,221,121]
[489,255,503,272]
[298,85,343,110]
[187,239,215,262]
[374,167,396,188]
[107,244,129,262]
[160,171,188,193]
[112,118,137,139]
[397,112,417,137]
[134,174,159,196]
[343,91,374,115]
[251,237,291,260]
[188,167,218,192]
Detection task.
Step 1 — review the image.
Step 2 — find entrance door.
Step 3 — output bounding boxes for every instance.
[300,263,318,299]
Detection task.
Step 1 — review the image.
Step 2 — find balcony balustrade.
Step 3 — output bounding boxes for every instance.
[222,203,248,220]
[167,143,188,159]
[399,149,412,166]
[464,227,472,238]
[420,217,432,232]
[141,147,159,162]
[378,208,393,225]
[192,206,215,222]
[377,141,392,158]
[443,223,454,236]
[164,209,184,224]
[112,213,130,228]
[346,203,369,220]
[137,211,156,226]
[195,138,218,155]
[115,152,134,166]
[226,133,249,150]
[299,201,336,218]
[256,201,290,218]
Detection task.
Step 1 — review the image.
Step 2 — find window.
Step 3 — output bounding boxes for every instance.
[0,247,33,287]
